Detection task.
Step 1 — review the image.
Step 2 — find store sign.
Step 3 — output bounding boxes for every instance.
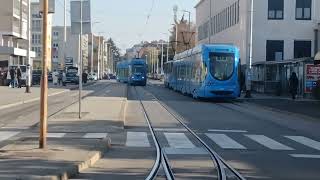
[305,64,320,93]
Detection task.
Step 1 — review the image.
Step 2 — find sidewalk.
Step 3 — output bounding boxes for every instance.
[0,82,127,180]
[240,93,320,120]
[0,82,94,110]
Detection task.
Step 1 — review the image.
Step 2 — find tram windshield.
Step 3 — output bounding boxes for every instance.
[132,65,145,74]
[209,52,235,81]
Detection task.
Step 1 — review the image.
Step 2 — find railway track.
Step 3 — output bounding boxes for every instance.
[133,86,246,180]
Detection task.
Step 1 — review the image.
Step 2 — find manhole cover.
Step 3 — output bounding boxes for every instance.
[54,112,89,119]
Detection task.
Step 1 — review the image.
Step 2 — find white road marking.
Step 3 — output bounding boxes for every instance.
[290,154,320,159]
[206,133,246,149]
[246,135,294,150]
[47,133,66,138]
[0,131,20,141]
[126,132,150,147]
[164,147,207,155]
[208,129,248,133]
[83,133,107,139]
[164,133,195,148]
[154,128,188,132]
[285,136,320,151]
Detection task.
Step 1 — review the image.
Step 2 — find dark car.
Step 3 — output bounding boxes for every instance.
[108,73,116,79]
[65,72,79,84]
[32,70,42,85]
[48,72,53,82]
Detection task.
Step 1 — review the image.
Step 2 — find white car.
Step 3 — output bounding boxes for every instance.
[89,73,98,81]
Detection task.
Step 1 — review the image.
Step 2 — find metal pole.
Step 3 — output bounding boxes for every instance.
[245,0,253,98]
[78,0,83,119]
[161,42,164,74]
[25,0,31,93]
[62,0,67,70]
[97,36,100,79]
[39,0,49,149]
[156,49,159,74]
[209,0,212,44]
[166,41,169,62]
[91,33,94,74]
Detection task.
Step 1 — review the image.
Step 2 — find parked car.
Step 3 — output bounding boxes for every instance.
[108,73,116,79]
[48,72,53,82]
[65,72,79,84]
[88,73,98,81]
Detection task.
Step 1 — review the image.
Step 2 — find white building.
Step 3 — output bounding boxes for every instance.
[52,26,89,70]
[0,0,35,69]
[196,0,320,64]
[31,2,53,70]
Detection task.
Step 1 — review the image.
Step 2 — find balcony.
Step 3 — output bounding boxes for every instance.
[13,0,21,19]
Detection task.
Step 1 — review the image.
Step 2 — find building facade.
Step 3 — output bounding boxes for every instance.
[196,0,320,64]
[0,0,35,70]
[31,2,53,70]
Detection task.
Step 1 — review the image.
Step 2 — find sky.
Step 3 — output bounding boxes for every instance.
[50,0,198,52]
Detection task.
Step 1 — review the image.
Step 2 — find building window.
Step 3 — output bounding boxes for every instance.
[294,41,311,58]
[268,0,284,20]
[266,40,284,61]
[296,0,311,20]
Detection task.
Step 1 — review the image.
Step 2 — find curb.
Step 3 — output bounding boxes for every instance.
[16,137,111,180]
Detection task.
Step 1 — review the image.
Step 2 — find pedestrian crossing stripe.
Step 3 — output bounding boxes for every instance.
[83,133,107,139]
[125,132,150,147]
[285,136,320,151]
[0,131,20,141]
[205,133,246,149]
[164,133,195,148]
[245,135,294,150]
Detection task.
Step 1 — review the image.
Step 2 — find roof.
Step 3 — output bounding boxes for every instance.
[194,0,205,8]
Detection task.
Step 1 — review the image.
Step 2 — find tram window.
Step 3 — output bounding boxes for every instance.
[209,52,235,81]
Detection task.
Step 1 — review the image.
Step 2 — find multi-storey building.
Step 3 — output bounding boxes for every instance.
[52,26,89,71]
[0,0,35,70]
[196,0,320,64]
[31,1,53,70]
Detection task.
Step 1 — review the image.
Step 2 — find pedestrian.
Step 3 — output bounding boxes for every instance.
[9,67,15,88]
[52,69,59,85]
[289,72,299,100]
[17,66,22,88]
[82,72,88,84]
[62,71,66,86]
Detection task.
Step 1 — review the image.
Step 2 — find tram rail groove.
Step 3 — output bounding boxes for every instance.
[133,87,174,180]
[141,85,247,180]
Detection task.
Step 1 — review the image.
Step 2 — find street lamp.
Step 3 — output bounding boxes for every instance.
[245,0,254,98]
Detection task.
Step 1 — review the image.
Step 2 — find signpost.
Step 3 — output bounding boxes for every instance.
[71,0,91,119]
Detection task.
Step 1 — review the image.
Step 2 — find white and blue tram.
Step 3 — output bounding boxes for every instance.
[116,60,129,83]
[164,44,241,99]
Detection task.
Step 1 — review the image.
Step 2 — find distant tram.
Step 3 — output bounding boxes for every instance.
[116,58,147,86]
[164,44,241,99]
[116,61,129,83]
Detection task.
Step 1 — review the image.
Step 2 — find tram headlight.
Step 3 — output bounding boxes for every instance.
[142,76,145,79]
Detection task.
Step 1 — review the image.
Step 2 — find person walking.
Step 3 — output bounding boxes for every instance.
[52,69,59,86]
[17,66,22,88]
[289,72,299,100]
[62,71,66,86]
[9,67,15,88]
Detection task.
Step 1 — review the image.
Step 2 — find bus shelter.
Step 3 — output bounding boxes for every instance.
[251,58,319,98]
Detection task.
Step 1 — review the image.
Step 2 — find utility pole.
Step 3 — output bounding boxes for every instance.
[25,0,31,93]
[62,0,67,71]
[209,0,212,44]
[97,36,100,79]
[91,33,94,74]
[161,42,164,74]
[166,41,169,62]
[245,0,253,98]
[78,0,83,119]
[39,0,49,149]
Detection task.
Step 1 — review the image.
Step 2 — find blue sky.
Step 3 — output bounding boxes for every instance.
[51,0,198,51]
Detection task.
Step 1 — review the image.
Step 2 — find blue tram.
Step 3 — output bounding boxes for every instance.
[128,58,147,86]
[164,44,241,99]
[116,60,129,83]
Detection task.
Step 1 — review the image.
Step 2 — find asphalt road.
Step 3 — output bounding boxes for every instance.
[143,80,320,180]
